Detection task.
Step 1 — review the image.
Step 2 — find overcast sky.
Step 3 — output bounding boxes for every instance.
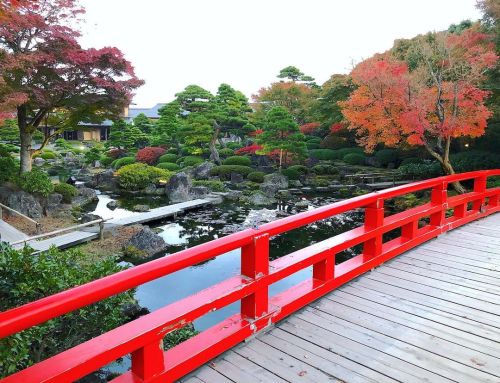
[79,0,482,107]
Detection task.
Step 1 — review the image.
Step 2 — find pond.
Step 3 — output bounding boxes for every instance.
[89,191,365,332]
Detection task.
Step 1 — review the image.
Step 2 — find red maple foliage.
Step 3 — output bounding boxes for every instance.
[249,129,263,137]
[136,147,167,165]
[0,0,143,171]
[299,122,320,134]
[341,27,497,185]
[330,123,345,133]
[235,144,263,155]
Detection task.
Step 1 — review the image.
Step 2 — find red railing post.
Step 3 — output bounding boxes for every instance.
[241,233,269,319]
[131,339,165,381]
[430,181,447,227]
[313,250,335,281]
[473,174,487,212]
[401,220,418,241]
[363,199,384,262]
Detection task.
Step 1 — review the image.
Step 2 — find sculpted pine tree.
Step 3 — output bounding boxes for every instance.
[153,101,182,148]
[0,0,143,172]
[341,27,498,192]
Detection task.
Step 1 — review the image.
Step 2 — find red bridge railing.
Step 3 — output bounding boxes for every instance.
[1,170,499,383]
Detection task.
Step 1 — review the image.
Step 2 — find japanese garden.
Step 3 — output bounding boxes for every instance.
[0,1,499,382]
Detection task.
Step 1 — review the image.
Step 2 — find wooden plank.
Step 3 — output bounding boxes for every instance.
[14,231,98,253]
[219,350,288,383]
[276,320,442,383]
[416,244,500,265]
[191,366,234,383]
[390,257,500,287]
[261,328,399,383]
[423,239,500,256]
[372,266,500,303]
[352,278,500,328]
[296,309,498,382]
[339,284,500,341]
[323,291,500,359]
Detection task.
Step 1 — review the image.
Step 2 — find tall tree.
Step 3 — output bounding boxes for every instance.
[341,27,497,192]
[107,120,148,151]
[257,106,307,169]
[0,0,143,172]
[152,101,182,148]
[277,66,315,83]
[133,113,154,134]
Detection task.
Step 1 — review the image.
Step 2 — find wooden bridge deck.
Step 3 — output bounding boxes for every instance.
[183,213,500,383]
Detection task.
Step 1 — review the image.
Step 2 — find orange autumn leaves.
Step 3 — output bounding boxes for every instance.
[341,28,498,152]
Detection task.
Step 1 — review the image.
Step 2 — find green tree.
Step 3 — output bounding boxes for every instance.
[133,113,154,134]
[0,244,134,377]
[107,120,149,151]
[277,66,315,83]
[178,113,214,155]
[152,101,182,149]
[257,106,307,169]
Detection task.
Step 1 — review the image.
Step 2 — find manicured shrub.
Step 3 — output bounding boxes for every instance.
[54,138,72,149]
[343,153,365,165]
[0,143,19,154]
[218,148,234,157]
[337,147,364,158]
[306,142,321,150]
[399,157,422,166]
[158,153,179,163]
[306,136,322,144]
[450,150,500,172]
[36,151,57,160]
[84,147,102,164]
[100,155,114,167]
[156,162,180,171]
[223,156,251,166]
[116,163,172,191]
[311,164,338,175]
[247,171,265,183]
[17,169,54,197]
[287,165,308,174]
[0,156,17,184]
[308,149,337,161]
[192,180,226,192]
[135,146,166,165]
[398,162,442,179]
[54,183,78,203]
[210,165,253,179]
[106,148,128,159]
[282,168,300,180]
[178,156,204,167]
[166,148,178,154]
[320,134,348,149]
[113,156,136,169]
[226,142,243,150]
[375,149,399,167]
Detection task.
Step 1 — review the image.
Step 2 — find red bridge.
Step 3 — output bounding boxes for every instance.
[1,170,499,383]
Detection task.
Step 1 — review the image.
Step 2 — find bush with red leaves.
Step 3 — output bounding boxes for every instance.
[106,148,128,159]
[135,146,167,165]
[300,122,320,135]
[235,144,263,155]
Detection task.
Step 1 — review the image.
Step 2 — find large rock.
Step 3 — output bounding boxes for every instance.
[81,213,101,223]
[91,169,117,191]
[260,173,289,197]
[230,173,244,184]
[244,191,276,206]
[165,172,192,202]
[5,191,43,218]
[193,162,215,180]
[132,204,150,212]
[191,186,209,198]
[72,186,98,208]
[33,157,45,167]
[124,226,168,260]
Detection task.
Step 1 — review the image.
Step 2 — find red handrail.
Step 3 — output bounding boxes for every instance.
[1,170,499,383]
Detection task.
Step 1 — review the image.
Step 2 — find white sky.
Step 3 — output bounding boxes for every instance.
[79,0,482,107]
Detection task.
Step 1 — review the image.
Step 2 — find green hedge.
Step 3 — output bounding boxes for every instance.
[210,165,253,178]
[282,168,300,180]
[287,165,308,174]
[218,148,234,157]
[450,150,500,172]
[54,183,78,203]
[177,156,204,167]
[17,169,54,197]
[158,153,179,163]
[223,156,251,166]
[156,162,180,171]
[343,153,365,165]
[311,164,338,175]
[308,149,337,161]
[113,156,136,169]
[247,171,265,183]
[337,147,364,158]
[399,157,423,166]
[116,163,172,190]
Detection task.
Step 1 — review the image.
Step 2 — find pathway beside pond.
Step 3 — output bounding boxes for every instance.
[183,213,500,383]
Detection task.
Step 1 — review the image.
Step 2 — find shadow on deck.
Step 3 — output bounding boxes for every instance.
[184,213,500,383]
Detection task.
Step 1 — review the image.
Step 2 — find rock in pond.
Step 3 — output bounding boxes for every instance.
[260,173,289,197]
[123,226,168,261]
[106,200,118,210]
[165,172,192,202]
[81,213,101,223]
[244,191,276,206]
[132,204,150,212]
[72,186,98,208]
[193,162,215,180]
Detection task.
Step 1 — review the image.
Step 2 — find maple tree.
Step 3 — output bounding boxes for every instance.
[341,26,498,192]
[0,0,143,172]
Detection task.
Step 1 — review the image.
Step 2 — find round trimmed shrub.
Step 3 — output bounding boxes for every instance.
[311,164,338,175]
[116,163,172,191]
[158,153,179,163]
[219,148,234,157]
[17,169,54,197]
[308,149,337,161]
[306,142,321,150]
[113,156,136,169]
[226,142,243,150]
[337,147,364,158]
[54,183,78,203]
[136,147,167,165]
[287,165,308,174]
[166,148,178,154]
[100,155,114,167]
[223,156,251,166]
[178,156,204,167]
[343,153,365,165]
[39,151,57,160]
[247,171,265,183]
[375,149,399,167]
[210,165,253,179]
[156,162,180,171]
[282,168,300,180]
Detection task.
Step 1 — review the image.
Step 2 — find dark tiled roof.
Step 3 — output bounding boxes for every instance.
[126,103,166,119]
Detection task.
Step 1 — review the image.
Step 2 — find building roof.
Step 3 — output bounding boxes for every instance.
[126,103,166,120]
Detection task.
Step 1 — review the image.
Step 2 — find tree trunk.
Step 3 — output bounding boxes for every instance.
[210,124,222,165]
[18,106,33,173]
[279,149,283,170]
